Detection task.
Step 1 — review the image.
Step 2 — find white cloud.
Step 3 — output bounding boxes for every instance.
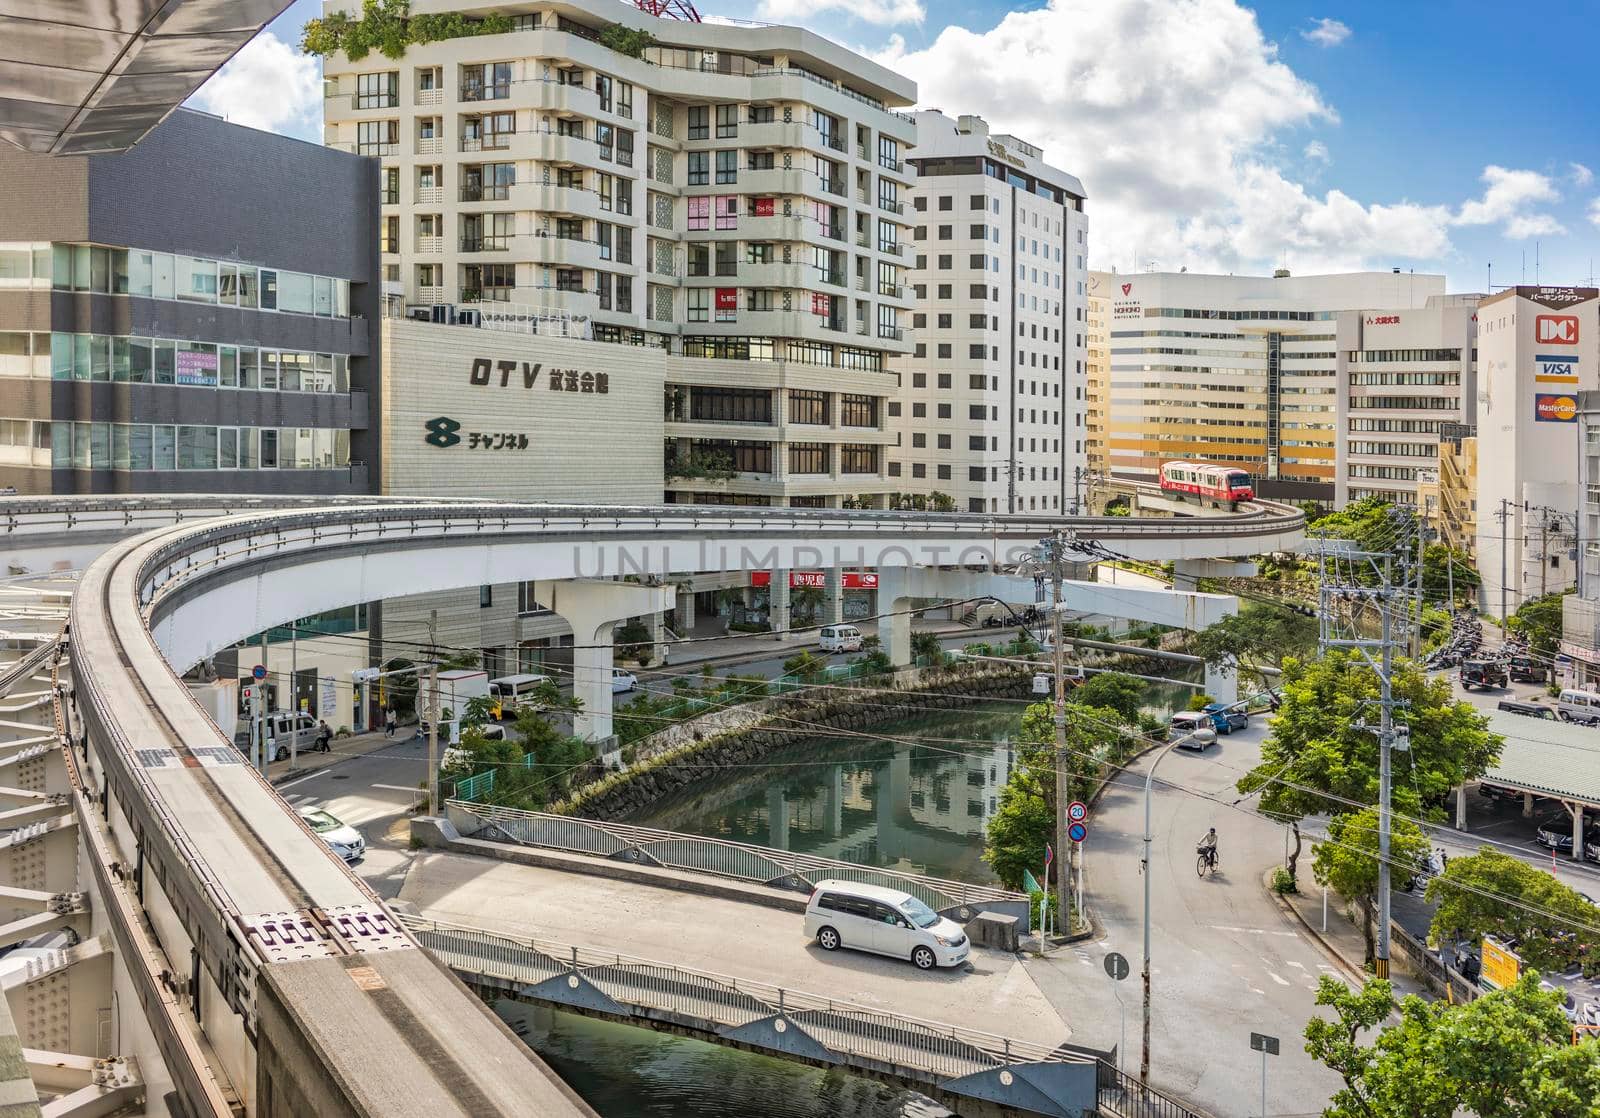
[1453,165,1565,238]
[1303,140,1330,164]
[187,32,320,140]
[880,0,1453,276]
[1589,198,1600,229]
[758,0,923,27]
[1301,18,1351,47]
[1570,162,1593,187]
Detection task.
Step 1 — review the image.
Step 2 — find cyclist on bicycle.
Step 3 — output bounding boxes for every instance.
[1197,827,1218,867]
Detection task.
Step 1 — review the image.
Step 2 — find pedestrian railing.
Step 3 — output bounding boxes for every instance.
[401,915,1200,1118]
[1391,920,1479,1004]
[445,798,1026,919]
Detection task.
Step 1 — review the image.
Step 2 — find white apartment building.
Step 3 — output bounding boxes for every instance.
[321,0,916,508]
[1098,269,1445,504]
[890,111,1089,514]
[1333,295,1478,507]
[1475,286,1597,620]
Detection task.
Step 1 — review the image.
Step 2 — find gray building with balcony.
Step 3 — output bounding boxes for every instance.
[0,108,380,495]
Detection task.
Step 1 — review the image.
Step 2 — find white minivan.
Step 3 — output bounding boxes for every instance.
[819,624,863,653]
[488,674,553,719]
[803,879,969,970]
[1558,688,1600,726]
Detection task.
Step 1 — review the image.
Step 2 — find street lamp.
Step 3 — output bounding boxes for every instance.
[1141,736,1180,1087]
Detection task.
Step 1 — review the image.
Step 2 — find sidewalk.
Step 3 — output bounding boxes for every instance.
[265,722,415,785]
[1272,873,1428,999]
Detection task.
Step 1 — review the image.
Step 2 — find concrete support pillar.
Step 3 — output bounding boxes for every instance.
[769,570,791,642]
[1204,657,1238,707]
[677,587,697,631]
[1572,803,1585,863]
[879,571,913,667]
[825,765,843,838]
[646,612,664,665]
[1456,784,1468,831]
[1523,791,1535,819]
[533,579,674,745]
[823,567,845,626]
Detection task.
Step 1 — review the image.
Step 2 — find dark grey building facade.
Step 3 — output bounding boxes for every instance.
[0,108,380,495]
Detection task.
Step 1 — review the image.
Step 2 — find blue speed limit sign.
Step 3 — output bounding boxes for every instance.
[1067,800,1088,823]
[1068,822,1088,843]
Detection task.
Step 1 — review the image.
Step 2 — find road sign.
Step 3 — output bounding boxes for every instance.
[1068,822,1088,843]
[1249,1032,1280,1056]
[241,686,253,702]
[251,664,267,681]
[1104,952,1129,981]
[1044,843,1054,868]
[1067,800,1088,823]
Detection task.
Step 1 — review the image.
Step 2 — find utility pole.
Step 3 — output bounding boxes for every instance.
[426,662,440,816]
[1316,513,1414,981]
[1047,533,1070,917]
[1495,498,1514,624]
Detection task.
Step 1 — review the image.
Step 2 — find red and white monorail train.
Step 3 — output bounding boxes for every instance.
[1158,460,1255,503]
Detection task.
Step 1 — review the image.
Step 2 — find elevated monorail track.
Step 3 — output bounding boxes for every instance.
[51,495,1302,1115]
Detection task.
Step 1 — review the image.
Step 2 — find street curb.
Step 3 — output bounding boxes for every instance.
[1072,738,1167,941]
[1264,868,1369,985]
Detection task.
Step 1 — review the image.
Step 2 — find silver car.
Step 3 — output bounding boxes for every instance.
[300,807,365,863]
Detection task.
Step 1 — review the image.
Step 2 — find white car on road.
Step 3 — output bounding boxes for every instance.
[611,668,638,693]
[804,879,969,970]
[300,807,365,863]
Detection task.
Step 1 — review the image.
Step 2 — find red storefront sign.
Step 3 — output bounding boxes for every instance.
[715,288,738,311]
[752,197,775,217]
[750,571,878,589]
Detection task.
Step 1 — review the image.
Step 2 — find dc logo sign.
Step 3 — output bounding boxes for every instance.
[424,416,461,448]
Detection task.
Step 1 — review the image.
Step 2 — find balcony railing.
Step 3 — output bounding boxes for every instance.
[856,143,869,159]
[416,186,443,205]
[820,269,845,288]
[823,179,846,197]
[357,143,398,157]
[878,198,904,215]
[877,325,904,341]
[353,93,399,110]
[416,236,443,254]
[460,134,514,153]
[878,156,904,173]
[878,283,905,299]
[854,276,867,292]
[459,83,512,103]
[460,184,512,202]
[822,224,844,241]
[460,236,512,252]
[854,232,869,248]
[416,87,443,106]
[415,137,443,155]
[879,242,903,257]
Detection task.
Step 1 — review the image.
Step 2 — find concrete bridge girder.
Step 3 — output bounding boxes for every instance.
[0,819,78,900]
[532,579,676,743]
[1,936,115,1061]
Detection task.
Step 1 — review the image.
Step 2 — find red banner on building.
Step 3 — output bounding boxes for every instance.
[750,571,877,589]
[752,197,775,217]
[715,288,738,310]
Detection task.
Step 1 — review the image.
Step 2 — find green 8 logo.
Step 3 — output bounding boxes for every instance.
[425,416,461,448]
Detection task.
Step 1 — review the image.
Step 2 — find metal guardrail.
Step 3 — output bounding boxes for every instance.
[445,798,1025,916]
[402,915,1200,1118]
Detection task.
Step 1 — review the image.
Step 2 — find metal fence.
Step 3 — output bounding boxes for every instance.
[451,749,536,803]
[402,915,1201,1118]
[1391,920,1479,1004]
[446,798,1026,919]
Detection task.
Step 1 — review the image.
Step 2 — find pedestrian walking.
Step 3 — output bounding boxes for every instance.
[384,706,396,738]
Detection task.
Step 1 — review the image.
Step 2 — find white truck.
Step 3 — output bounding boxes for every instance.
[424,669,491,746]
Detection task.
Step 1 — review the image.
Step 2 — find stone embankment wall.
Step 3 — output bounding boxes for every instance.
[559,663,1030,820]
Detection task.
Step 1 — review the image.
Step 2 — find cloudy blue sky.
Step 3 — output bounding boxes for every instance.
[190,0,1600,292]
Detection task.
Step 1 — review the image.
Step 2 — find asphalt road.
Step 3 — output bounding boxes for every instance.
[1023,720,1345,1118]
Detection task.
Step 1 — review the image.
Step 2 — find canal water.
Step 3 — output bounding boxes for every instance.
[504,679,1195,1117]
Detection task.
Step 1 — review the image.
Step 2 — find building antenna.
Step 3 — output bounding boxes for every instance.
[1535,241,1540,285]
[1487,261,1492,293]
[1521,249,1526,285]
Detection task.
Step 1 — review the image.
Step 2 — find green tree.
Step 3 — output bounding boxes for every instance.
[781,649,827,680]
[1509,590,1571,661]
[1312,807,1431,965]
[1421,542,1480,605]
[462,694,496,727]
[1305,973,1600,1118]
[1072,671,1145,723]
[910,630,945,664]
[983,701,1126,890]
[1237,649,1502,881]
[790,585,825,624]
[301,0,512,60]
[1425,848,1600,976]
[1188,602,1318,683]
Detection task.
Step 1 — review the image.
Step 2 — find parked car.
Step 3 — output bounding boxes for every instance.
[803,880,969,970]
[611,668,638,693]
[1459,659,1508,691]
[1498,699,1559,720]
[1534,812,1600,855]
[300,807,365,863]
[1201,702,1248,734]
[1508,656,1546,684]
[1167,712,1218,751]
[1477,781,1521,805]
[1557,688,1600,726]
[819,624,864,653]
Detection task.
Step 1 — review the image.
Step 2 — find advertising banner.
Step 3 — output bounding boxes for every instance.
[749,571,877,589]
[175,348,218,387]
[1535,393,1578,423]
[1480,937,1520,990]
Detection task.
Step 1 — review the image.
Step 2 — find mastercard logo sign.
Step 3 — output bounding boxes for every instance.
[1535,394,1578,422]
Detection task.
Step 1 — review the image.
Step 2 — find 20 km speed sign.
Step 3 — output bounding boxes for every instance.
[1067,801,1088,823]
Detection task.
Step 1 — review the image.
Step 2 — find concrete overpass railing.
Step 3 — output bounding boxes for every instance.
[401,914,1204,1118]
[446,799,1030,925]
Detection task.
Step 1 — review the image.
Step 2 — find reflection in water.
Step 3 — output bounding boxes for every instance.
[630,683,1194,883]
[500,1001,953,1118]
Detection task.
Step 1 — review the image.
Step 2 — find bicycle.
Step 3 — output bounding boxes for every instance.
[1196,847,1218,877]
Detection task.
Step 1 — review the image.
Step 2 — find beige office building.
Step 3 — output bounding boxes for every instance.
[1085,276,1110,482]
[1097,269,1445,503]
[322,0,914,508]
[891,111,1089,514]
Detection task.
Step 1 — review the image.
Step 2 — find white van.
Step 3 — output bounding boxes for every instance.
[819,625,863,653]
[1168,711,1218,751]
[488,674,553,719]
[1558,688,1600,725]
[263,710,327,762]
[803,879,969,970]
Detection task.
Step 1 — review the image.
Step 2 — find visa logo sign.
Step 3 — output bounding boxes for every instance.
[1536,355,1577,377]
[1536,314,1579,344]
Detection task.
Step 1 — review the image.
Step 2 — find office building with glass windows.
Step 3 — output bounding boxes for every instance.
[321,0,912,507]
[1095,268,1446,503]
[0,107,379,495]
